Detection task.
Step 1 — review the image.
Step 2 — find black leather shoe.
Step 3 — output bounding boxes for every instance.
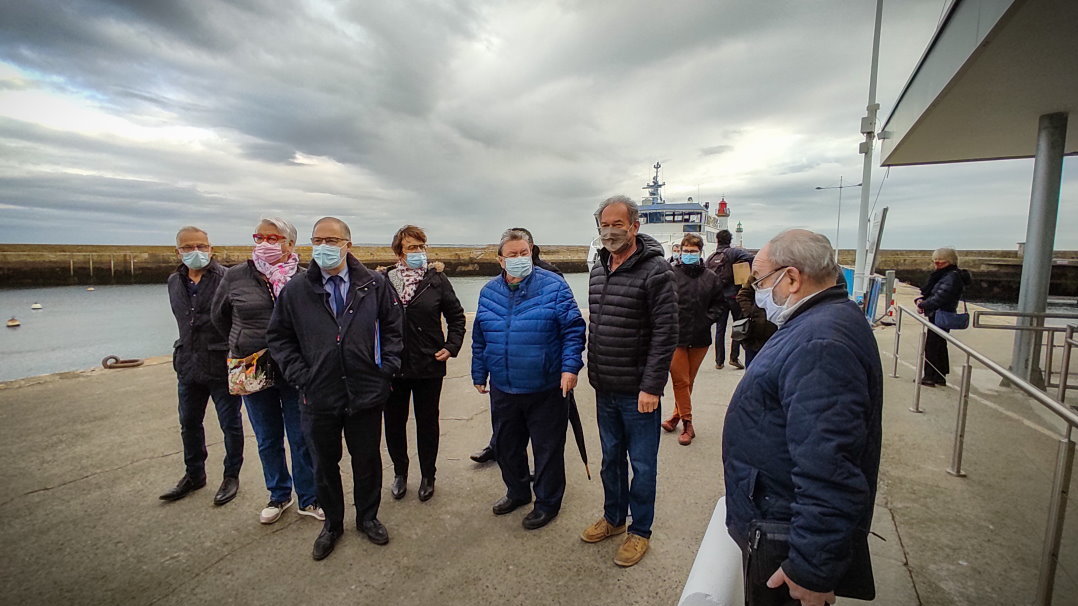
[522,508,557,530]
[492,496,531,516]
[730,359,744,370]
[159,475,206,501]
[470,446,495,463]
[390,475,407,500]
[213,477,239,506]
[360,519,390,545]
[920,378,937,387]
[418,477,435,502]
[312,527,342,561]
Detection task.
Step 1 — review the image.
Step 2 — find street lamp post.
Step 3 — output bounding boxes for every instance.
[815,177,863,262]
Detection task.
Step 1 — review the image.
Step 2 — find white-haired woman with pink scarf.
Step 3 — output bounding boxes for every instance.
[211,217,321,525]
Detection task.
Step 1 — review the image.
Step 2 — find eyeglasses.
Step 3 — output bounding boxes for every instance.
[403,244,428,253]
[177,245,211,253]
[311,237,348,246]
[499,251,531,259]
[755,266,790,287]
[252,234,287,244]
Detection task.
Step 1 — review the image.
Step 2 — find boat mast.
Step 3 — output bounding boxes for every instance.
[642,161,665,204]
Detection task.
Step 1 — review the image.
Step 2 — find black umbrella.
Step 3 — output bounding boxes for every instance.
[565,390,591,480]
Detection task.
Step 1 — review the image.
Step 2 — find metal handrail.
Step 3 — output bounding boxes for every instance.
[890,305,1075,605]
[971,310,1078,390]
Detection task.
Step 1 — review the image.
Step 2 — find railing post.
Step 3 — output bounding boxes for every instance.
[1058,326,1074,405]
[1034,430,1075,606]
[891,306,903,379]
[1045,330,1055,389]
[947,354,973,477]
[911,324,926,413]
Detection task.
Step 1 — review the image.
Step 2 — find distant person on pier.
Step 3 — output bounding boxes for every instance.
[734,275,778,368]
[211,217,320,525]
[471,228,585,531]
[581,195,677,568]
[668,243,682,264]
[705,229,754,370]
[724,229,882,605]
[267,217,403,560]
[382,225,467,503]
[159,226,244,506]
[662,233,725,446]
[469,226,563,465]
[915,247,972,387]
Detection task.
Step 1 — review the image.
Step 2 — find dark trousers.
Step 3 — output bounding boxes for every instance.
[490,386,568,514]
[739,543,799,606]
[384,377,443,479]
[302,406,383,533]
[714,297,743,364]
[177,379,243,480]
[924,327,950,383]
[744,346,759,369]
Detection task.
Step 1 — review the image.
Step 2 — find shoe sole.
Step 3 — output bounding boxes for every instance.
[614,553,646,567]
[259,497,295,524]
[580,525,627,543]
[363,531,390,546]
[492,501,530,516]
[213,493,237,506]
[297,507,325,521]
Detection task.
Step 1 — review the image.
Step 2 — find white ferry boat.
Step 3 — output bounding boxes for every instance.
[588,162,731,268]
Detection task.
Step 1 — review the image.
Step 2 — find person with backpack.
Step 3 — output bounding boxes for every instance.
[704,229,755,370]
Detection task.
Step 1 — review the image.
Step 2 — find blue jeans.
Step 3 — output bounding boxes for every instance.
[242,384,318,507]
[177,380,243,480]
[595,390,661,538]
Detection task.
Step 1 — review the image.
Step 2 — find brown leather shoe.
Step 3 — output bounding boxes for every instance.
[660,415,679,433]
[678,421,695,446]
[614,533,650,567]
[580,517,627,543]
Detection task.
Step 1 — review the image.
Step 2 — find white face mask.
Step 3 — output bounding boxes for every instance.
[754,268,790,326]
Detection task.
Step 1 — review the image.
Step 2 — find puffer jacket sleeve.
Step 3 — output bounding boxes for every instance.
[266,284,311,389]
[440,275,467,357]
[639,263,679,396]
[919,270,963,313]
[378,277,404,377]
[555,278,586,375]
[471,290,490,386]
[780,337,874,592]
[211,269,234,342]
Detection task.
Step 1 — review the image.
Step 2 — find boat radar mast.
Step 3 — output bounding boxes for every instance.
[641,162,665,205]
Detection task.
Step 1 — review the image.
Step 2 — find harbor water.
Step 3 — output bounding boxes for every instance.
[0,274,592,383]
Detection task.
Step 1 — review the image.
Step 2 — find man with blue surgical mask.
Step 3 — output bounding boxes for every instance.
[471,228,585,532]
[267,216,404,561]
[161,227,245,507]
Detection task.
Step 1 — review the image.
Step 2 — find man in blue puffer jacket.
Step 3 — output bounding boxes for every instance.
[472,228,586,531]
[723,229,882,606]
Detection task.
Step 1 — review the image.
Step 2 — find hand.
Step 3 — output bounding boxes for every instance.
[434,348,451,361]
[637,391,659,413]
[560,372,578,396]
[474,384,489,394]
[766,567,835,606]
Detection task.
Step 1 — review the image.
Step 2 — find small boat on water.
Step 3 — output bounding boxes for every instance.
[30,303,43,310]
[86,287,95,292]
[6,317,20,328]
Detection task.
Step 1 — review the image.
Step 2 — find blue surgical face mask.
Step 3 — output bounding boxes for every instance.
[312,244,344,269]
[680,252,701,265]
[504,256,533,279]
[181,250,210,270]
[405,252,427,269]
[754,268,791,326]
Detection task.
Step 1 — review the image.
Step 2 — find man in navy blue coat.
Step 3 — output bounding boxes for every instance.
[723,229,882,606]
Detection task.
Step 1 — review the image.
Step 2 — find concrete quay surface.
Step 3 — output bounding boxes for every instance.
[1,283,1076,605]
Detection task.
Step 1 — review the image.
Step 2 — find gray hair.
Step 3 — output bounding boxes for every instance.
[594,195,640,224]
[932,247,959,265]
[259,216,298,244]
[767,229,840,282]
[175,225,208,246]
[313,216,352,240]
[498,228,532,256]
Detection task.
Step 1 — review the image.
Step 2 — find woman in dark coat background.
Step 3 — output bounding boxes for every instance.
[383,225,467,502]
[915,247,972,386]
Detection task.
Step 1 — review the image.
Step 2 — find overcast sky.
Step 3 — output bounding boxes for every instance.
[0,0,1073,250]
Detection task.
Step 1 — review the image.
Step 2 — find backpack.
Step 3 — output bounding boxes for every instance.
[712,249,733,288]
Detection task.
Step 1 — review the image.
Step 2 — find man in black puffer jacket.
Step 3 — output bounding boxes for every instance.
[579,195,678,568]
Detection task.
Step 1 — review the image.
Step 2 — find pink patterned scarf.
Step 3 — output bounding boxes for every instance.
[391,263,426,304]
[252,251,300,298]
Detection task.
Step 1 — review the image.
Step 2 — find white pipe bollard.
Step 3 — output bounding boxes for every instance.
[678,497,745,606]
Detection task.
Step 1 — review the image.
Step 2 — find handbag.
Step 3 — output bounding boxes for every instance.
[731,317,752,342]
[933,300,970,330]
[226,348,276,395]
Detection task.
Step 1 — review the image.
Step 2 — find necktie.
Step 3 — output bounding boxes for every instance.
[328,275,346,317]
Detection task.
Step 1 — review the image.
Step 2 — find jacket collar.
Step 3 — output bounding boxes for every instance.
[305,253,373,289]
[174,257,224,279]
[783,285,850,325]
[598,232,664,272]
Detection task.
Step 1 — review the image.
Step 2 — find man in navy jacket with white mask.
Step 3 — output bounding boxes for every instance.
[268,217,403,561]
[723,229,882,606]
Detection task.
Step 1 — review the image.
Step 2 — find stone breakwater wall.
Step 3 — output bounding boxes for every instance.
[0,244,592,286]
